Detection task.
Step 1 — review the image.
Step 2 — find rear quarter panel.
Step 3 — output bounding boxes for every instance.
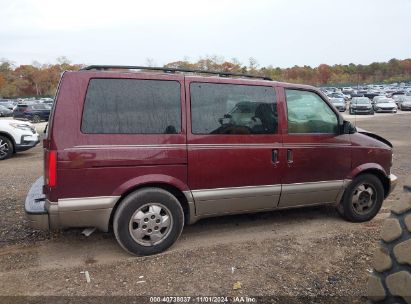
[47,71,188,202]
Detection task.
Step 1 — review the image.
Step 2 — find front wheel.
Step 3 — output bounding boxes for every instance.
[337,174,384,222]
[0,135,13,160]
[113,188,184,256]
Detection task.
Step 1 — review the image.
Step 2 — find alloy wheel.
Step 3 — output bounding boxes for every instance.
[128,203,173,246]
[0,138,10,158]
[352,183,377,215]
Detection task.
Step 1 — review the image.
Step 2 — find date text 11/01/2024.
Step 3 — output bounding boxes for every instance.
[149,296,257,303]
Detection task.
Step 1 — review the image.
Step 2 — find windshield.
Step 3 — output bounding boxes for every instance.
[376,99,393,104]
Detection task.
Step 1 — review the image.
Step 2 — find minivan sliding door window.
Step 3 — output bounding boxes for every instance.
[190,83,278,135]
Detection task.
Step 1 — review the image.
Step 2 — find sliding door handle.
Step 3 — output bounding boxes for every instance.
[287,149,293,164]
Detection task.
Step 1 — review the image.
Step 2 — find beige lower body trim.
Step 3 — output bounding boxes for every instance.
[279,180,345,208]
[185,180,351,224]
[46,196,120,232]
[191,185,281,217]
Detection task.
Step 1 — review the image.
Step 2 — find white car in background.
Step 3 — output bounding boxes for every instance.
[373,98,398,113]
[0,119,39,160]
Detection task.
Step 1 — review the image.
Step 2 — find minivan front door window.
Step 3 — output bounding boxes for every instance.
[285,89,338,134]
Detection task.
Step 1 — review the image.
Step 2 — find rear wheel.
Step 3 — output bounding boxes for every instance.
[0,135,13,160]
[337,174,384,222]
[113,187,184,256]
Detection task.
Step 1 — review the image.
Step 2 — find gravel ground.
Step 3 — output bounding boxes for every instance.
[0,113,410,302]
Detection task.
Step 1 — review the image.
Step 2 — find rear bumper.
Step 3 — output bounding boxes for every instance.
[25,177,117,232]
[388,174,398,195]
[25,177,49,230]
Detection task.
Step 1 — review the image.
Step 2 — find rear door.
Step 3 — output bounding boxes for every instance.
[186,78,284,216]
[278,87,352,208]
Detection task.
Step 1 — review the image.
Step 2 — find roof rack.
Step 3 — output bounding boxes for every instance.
[80,65,272,81]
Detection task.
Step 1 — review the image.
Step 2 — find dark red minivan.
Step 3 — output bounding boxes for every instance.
[25,66,397,255]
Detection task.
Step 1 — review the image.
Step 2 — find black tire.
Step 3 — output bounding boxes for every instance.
[32,115,41,123]
[0,135,14,160]
[371,110,375,115]
[367,191,411,303]
[113,187,184,256]
[337,174,384,222]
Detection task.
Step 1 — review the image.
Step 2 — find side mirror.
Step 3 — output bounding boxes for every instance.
[342,120,357,134]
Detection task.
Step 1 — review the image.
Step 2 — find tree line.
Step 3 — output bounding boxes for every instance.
[1,56,411,98]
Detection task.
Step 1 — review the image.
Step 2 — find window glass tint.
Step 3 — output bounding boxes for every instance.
[82,79,181,134]
[190,83,277,134]
[285,89,338,134]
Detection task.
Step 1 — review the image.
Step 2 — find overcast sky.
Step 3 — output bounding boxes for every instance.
[1,0,410,68]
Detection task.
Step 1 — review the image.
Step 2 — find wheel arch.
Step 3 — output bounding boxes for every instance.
[350,165,390,198]
[109,176,192,229]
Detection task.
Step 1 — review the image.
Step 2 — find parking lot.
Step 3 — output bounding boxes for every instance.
[0,111,410,300]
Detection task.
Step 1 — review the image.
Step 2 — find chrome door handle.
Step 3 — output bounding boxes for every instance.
[272,149,279,164]
[287,149,293,164]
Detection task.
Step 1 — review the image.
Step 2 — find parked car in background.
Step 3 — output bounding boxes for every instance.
[0,105,13,117]
[328,92,346,100]
[390,91,404,98]
[39,97,54,104]
[342,87,354,95]
[25,65,397,256]
[364,93,380,101]
[13,104,51,123]
[350,93,364,98]
[329,97,346,112]
[0,119,39,160]
[373,98,397,113]
[0,101,15,110]
[372,95,388,105]
[349,97,374,115]
[398,96,411,111]
[392,93,405,105]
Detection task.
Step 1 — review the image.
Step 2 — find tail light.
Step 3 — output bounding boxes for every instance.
[45,150,57,187]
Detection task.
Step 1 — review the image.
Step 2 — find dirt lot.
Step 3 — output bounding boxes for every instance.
[0,112,410,302]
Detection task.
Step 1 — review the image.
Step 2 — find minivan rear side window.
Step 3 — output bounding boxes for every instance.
[190,83,277,134]
[82,79,181,134]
